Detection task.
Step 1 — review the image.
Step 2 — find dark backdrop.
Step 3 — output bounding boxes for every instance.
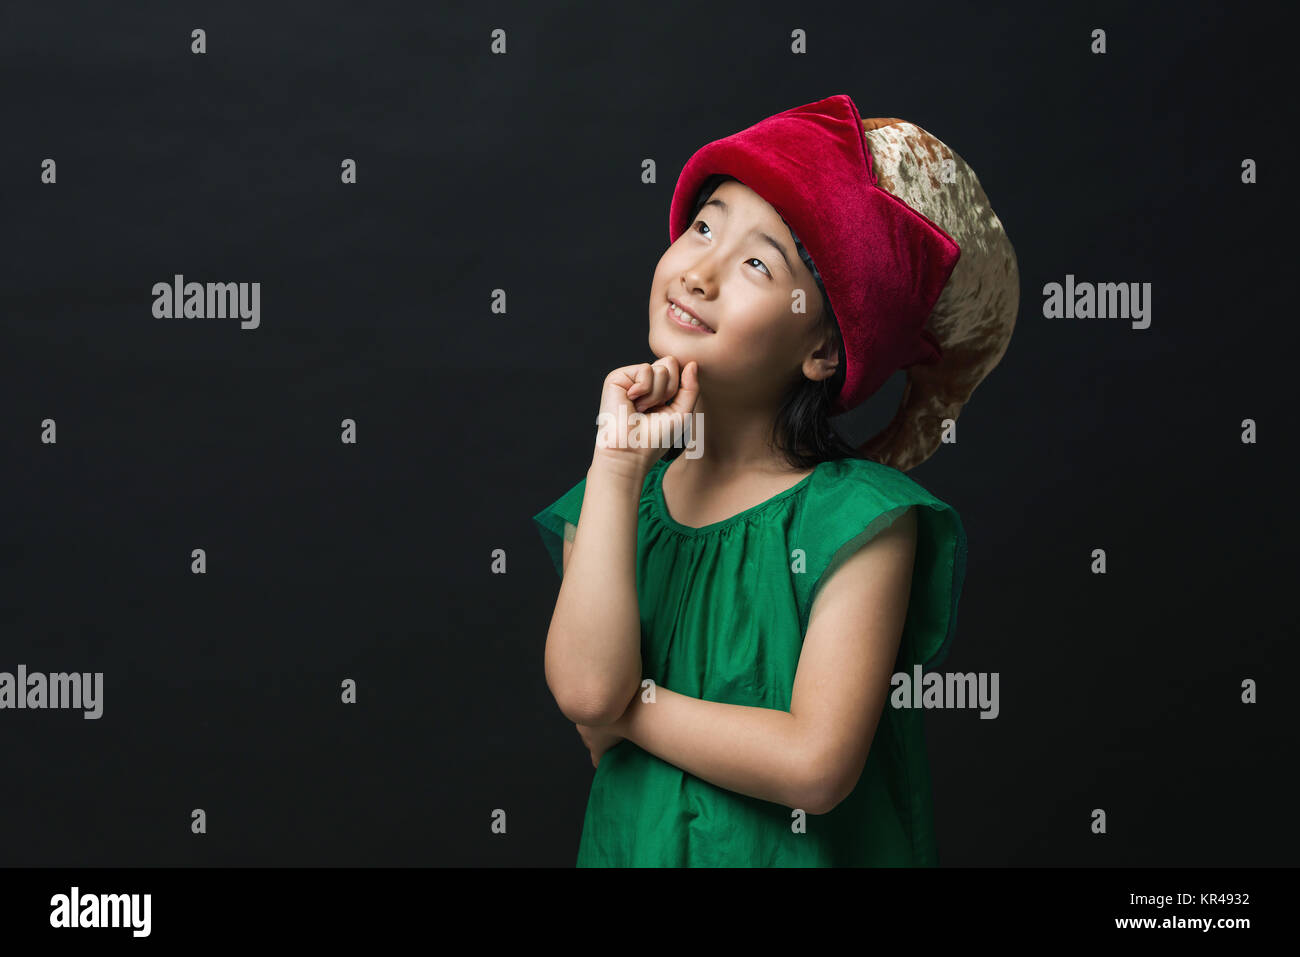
[1,0,1294,866]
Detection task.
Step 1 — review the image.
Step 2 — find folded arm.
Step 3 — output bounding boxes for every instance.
[544,455,647,726]
[612,507,917,814]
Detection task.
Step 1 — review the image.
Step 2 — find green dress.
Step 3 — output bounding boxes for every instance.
[532,454,967,867]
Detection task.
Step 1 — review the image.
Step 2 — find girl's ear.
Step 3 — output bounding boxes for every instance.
[803,336,840,382]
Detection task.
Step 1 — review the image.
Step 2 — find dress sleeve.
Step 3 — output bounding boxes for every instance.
[804,465,968,671]
[531,475,588,579]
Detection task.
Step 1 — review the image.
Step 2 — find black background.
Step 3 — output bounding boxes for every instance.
[1,0,1295,866]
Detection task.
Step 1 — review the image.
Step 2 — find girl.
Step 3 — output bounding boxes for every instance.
[533,94,1018,866]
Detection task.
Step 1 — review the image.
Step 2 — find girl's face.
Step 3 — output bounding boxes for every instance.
[647,179,838,408]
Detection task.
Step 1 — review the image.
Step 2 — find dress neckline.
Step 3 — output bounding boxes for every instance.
[651,457,819,536]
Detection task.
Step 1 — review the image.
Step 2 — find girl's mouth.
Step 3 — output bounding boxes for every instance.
[666,301,716,334]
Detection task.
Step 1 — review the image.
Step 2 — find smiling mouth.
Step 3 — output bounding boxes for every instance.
[667,300,715,333]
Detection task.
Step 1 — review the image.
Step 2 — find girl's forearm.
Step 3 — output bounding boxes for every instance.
[543,454,646,726]
[618,684,824,813]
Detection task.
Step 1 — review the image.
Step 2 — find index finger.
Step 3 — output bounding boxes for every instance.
[664,360,699,415]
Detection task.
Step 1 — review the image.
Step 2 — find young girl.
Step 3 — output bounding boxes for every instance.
[533,94,1018,867]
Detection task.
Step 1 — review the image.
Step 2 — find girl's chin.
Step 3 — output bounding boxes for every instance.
[649,329,713,360]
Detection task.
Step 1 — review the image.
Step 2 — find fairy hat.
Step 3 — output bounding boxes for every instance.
[669,93,1018,472]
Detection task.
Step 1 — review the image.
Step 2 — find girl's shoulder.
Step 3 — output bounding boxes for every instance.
[802,456,968,669]
[808,455,953,512]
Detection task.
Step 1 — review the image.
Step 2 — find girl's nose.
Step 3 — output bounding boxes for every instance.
[681,264,714,296]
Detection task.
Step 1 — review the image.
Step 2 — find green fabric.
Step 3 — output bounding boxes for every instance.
[532,455,967,867]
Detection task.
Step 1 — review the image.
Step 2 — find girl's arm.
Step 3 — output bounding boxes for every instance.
[543,452,647,727]
[612,507,917,814]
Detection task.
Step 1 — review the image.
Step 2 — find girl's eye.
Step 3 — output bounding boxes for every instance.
[691,219,772,277]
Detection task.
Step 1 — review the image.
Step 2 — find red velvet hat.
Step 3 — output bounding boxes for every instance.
[668,93,961,419]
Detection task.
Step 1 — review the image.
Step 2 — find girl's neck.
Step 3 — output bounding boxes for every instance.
[676,396,796,478]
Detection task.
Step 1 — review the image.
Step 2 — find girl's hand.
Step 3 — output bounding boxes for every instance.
[593,357,700,474]
[575,720,626,769]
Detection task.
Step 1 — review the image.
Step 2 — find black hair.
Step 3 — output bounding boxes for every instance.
[666,173,866,469]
